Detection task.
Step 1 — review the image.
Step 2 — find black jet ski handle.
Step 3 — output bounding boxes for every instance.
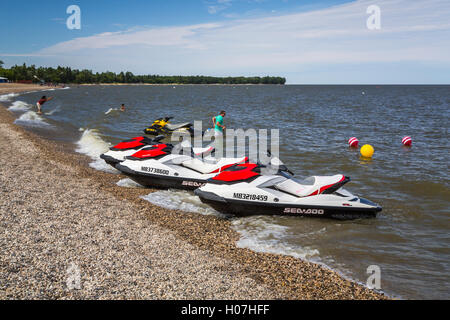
[267,149,294,176]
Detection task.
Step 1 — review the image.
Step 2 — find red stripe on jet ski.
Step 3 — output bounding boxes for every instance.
[130,144,168,159]
[211,163,259,182]
[209,157,249,174]
[113,140,145,150]
[111,136,148,150]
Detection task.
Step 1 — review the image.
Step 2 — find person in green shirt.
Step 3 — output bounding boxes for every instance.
[212,110,226,137]
[212,110,226,156]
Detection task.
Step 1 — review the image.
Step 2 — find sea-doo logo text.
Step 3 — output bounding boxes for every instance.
[233,193,268,201]
[140,167,169,175]
[284,208,324,215]
[182,181,205,187]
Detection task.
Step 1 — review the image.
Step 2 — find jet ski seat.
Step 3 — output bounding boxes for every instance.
[181,157,247,174]
[275,174,347,197]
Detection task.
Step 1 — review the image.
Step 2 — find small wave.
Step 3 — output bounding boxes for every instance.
[45,106,60,115]
[75,128,118,173]
[8,101,31,112]
[41,87,70,92]
[105,108,118,115]
[116,178,144,188]
[141,189,221,216]
[0,93,19,102]
[14,111,52,128]
[231,217,320,260]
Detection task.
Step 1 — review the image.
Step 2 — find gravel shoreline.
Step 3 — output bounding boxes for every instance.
[0,84,387,300]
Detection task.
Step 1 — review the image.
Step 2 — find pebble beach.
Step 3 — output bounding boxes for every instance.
[0,84,387,300]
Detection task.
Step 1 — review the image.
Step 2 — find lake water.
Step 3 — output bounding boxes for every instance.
[2,84,449,299]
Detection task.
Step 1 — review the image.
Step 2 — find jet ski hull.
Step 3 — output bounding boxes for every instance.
[195,190,381,220]
[100,154,121,167]
[115,164,206,190]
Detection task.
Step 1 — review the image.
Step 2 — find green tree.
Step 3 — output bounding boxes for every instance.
[0,62,287,84]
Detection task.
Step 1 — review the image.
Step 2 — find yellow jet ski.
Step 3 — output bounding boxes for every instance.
[144,117,194,136]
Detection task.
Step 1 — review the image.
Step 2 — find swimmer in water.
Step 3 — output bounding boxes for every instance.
[120,104,125,112]
[36,96,53,114]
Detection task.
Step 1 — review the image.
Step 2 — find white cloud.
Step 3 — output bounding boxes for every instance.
[39,23,223,53]
[13,0,450,83]
[206,0,233,14]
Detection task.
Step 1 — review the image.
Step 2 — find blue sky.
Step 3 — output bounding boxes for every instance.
[1,0,450,84]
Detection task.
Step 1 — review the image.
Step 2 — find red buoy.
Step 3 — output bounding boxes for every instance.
[348,137,359,148]
[402,136,412,146]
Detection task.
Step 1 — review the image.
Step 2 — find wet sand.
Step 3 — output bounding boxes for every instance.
[0,84,387,299]
[0,83,55,94]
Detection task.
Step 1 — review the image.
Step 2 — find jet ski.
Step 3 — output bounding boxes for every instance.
[144,117,194,136]
[195,160,382,220]
[100,135,165,168]
[115,141,249,190]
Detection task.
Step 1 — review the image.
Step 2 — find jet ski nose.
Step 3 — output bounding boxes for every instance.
[359,197,382,211]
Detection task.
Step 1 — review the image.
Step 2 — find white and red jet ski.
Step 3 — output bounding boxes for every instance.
[115,141,248,190]
[100,135,164,167]
[195,161,382,220]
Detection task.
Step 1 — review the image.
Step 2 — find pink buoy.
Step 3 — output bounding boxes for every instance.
[348,137,359,148]
[402,136,412,146]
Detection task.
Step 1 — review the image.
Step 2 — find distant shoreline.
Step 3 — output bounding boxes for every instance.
[0,64,286,85]
[52,83,450,86]
[77,83,285,86]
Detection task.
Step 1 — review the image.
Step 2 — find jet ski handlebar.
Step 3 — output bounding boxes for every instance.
[153,135,165,142]
[278,165,294,176]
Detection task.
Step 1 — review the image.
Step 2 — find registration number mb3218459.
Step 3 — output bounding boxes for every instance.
[233,193,268,201]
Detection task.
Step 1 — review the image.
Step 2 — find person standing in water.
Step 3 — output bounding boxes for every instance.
[120,104,125,112]
[36,96,53,114]
[212,111,226,156]
[212,110,226,137]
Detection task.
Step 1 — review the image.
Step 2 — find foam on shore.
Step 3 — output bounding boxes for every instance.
[76,128,119,173]
[0,93,19,102]
[231,216,321,260]
[141,189,223,216]
[8,101,31,112]
[14,111,52,128]
[116,178,144,188]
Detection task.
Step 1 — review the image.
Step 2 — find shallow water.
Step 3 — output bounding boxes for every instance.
[3,84,449,299]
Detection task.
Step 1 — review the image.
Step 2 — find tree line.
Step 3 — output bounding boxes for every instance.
[0,63,286,85]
